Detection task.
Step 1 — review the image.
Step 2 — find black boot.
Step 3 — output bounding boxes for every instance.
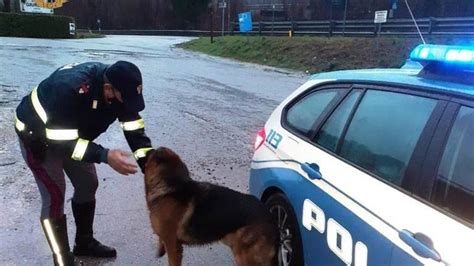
[71,200,117,258]
[40,215,75,266]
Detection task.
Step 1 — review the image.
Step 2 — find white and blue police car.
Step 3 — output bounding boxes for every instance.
[249,44,473,266]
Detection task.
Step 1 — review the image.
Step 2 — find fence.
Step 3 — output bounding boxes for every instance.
[79,16,474,37]
[231,16,474,37]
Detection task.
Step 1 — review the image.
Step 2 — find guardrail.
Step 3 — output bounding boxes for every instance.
[232,16,474,37]
[78,16,474,38]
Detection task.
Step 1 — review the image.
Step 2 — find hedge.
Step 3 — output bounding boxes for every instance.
[0,12,75,38]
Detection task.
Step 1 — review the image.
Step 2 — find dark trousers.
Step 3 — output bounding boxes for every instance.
[19,139,98,219]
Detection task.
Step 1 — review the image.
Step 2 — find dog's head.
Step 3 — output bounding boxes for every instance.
[144,147,190,190]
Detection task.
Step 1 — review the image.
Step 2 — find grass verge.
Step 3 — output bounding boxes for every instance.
[177,36,472,73]
[76,32,106,39]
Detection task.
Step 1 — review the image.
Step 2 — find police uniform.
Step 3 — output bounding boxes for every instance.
[14,61,153,265]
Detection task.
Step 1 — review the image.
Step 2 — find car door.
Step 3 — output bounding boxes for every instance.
[400,100,474,266]
[264,84,352,264]
[276,85,448,265]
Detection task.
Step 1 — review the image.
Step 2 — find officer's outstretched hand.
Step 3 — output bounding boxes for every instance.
[107,149,138,175]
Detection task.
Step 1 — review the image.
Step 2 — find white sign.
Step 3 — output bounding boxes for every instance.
[69,23,76,35]
[218,1,227,8]
[20,0,53,14]
[374,10,388,23]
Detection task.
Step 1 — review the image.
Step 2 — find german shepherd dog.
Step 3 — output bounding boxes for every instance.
[144,147,277,266]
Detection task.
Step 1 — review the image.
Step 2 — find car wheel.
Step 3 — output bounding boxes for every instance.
[265,193,304,266]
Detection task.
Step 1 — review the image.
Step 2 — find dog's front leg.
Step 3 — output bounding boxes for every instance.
[158,240,166,257]
[163,237,183,266]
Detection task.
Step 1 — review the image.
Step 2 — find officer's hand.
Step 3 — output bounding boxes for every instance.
[107,149,138,175]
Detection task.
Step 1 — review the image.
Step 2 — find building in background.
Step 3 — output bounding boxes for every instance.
[52,0,474,30]
[2,0,67,13]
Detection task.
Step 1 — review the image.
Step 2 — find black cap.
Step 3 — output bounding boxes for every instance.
[105,61,144,113]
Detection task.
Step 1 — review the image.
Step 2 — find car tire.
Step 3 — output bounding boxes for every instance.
[265,193,304,266]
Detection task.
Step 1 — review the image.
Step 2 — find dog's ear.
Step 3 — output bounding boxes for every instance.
[175,159,191,178]
[151,147,191,180]
[151,147,181,164]
[151,147,169,160]
[144,147,176,177]
[147,147,175,165]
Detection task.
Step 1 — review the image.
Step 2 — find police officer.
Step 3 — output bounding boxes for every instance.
[14,61,153,265]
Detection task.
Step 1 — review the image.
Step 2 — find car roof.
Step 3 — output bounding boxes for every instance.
[310,66,474,98]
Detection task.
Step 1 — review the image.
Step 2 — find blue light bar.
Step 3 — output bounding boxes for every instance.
[410,44,474,66]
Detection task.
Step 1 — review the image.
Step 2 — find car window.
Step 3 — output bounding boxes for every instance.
[433,106,474,224]
[286,89,339,135]
[339,90,437,186]
[315,90,362,152]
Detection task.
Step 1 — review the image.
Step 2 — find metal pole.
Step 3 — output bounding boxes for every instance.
[272,4,275,35]
[329,0,332,21]
[210,9,214,43]
[227,0,231,32]
[221,2,225,36]
[342,0,348,36]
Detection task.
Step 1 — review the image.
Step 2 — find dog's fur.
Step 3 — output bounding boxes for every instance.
[144,147,277,266]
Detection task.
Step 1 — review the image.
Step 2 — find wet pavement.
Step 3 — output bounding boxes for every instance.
[0,35,306,265]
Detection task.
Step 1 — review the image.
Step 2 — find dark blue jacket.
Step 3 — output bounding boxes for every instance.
[15,62,152,171]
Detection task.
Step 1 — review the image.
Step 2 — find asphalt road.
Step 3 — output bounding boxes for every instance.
[0,35,306,265]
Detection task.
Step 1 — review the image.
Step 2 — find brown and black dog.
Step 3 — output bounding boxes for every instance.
[144,147,277,266]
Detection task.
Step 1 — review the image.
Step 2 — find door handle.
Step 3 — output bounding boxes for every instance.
[301,163,322,180]
[399,230,441,262]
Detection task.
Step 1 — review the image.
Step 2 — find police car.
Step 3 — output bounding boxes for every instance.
[249,44,474,266]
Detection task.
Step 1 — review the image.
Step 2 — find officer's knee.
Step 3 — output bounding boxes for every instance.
[90,177,99,193]
[73,178,98,203]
